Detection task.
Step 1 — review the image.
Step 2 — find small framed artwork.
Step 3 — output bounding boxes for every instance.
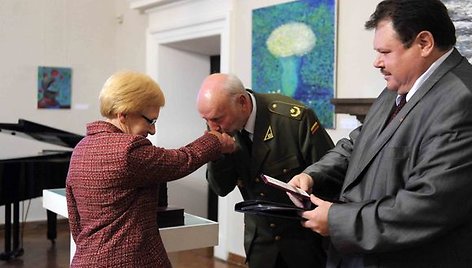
[37,66,72,109]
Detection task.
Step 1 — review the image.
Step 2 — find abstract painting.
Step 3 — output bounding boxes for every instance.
[252,0,336,128]
[37,66,72,109]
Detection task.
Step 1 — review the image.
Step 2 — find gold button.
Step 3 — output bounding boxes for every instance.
[270,223,276,228]
[259,192,265,197]
[275,235,281,241]
[282,168,288,173]
[272,104,277,109]
[255,178,260,182]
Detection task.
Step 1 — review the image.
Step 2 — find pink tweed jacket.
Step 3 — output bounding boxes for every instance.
[66,121,222,268]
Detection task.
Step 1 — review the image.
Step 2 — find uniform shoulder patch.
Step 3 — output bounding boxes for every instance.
[268,101,305,120]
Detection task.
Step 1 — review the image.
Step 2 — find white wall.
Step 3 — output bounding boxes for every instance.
[0,0,147,222]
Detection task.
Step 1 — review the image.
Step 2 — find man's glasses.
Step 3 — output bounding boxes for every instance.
[141,114,157,125]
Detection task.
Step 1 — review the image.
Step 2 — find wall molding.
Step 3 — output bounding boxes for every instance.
[331,98,375,123]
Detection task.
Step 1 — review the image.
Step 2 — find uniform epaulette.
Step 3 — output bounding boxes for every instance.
[268,101,305,120]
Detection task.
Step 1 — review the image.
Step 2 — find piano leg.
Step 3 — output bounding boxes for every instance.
[1,205,56,260]
[0,201,23,260]
[46,210,57,244]
[0,164,24,261]
[13,199,24,257]
[0,202,12,260]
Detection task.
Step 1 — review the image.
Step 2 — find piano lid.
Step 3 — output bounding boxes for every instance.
[0,119,83,148]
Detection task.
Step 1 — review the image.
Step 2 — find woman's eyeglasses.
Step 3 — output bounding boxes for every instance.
[141,114,157,125]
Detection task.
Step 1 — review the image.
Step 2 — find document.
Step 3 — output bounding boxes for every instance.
[258,173,315,208]
[260,174,310,200]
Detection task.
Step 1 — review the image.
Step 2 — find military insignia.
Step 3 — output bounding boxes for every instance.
[268,101,305,120]
[264,126,274,141]
[310,122,319,135]
[290,106,301,118]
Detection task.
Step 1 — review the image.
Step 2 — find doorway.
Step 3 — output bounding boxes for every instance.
[152,35,221,219]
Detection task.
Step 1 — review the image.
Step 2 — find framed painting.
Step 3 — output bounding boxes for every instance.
[37,66,72,109]
[252,0,336,128]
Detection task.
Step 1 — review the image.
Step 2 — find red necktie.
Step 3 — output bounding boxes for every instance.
[387,94,407,124]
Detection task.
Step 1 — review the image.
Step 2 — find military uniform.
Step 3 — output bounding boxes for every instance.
[207,91,334,268]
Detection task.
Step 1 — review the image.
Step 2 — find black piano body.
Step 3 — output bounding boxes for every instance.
[0,119,83,260]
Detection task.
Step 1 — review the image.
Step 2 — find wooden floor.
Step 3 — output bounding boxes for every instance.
[0,221,245,268]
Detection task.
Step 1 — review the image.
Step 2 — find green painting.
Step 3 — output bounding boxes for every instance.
[252,0,336,128]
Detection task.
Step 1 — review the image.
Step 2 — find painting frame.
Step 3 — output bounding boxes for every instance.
[37,66,72,109]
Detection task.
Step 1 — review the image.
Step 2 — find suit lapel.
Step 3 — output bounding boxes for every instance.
[341,91,396,191]
[343,49,464,192]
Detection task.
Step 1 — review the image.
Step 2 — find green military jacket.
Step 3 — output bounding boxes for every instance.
[207,91,334,268]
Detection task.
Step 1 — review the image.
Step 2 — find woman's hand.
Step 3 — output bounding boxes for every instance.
[208,131,236,154]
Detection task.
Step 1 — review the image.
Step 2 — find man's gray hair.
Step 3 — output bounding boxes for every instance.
[224,73,246,96]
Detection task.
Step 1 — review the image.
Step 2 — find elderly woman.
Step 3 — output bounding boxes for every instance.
[66,71,234,267]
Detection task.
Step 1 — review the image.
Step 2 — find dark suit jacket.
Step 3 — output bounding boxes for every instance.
[305,49,472,267]
[207,92,334,268]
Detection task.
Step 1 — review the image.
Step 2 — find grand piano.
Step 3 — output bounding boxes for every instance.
[0,119,83,260]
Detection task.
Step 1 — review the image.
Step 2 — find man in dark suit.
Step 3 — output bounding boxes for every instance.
[289,0,472,267]
[196,73,334,268]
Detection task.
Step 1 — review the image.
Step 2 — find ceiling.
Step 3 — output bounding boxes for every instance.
[164,35,221,56]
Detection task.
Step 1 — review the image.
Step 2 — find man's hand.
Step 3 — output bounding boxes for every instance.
[287,173,315,208]
[288,173,314,194]
[301,194,332,237]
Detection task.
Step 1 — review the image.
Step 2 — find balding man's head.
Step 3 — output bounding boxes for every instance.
[197,73,245,101]
[196,73,252,134]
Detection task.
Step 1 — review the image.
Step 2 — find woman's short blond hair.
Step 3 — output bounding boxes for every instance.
[99,71,165,118]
